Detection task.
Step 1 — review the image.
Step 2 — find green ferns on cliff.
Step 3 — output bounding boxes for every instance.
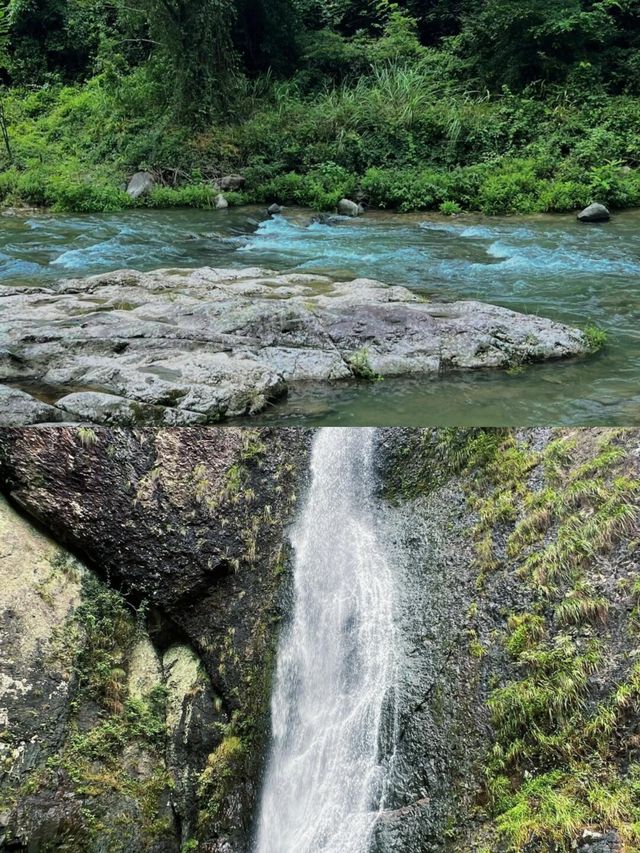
[384,428,640,850]
[462,430,640,851]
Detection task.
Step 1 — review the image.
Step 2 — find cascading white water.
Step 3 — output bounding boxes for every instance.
[254,427,397,853]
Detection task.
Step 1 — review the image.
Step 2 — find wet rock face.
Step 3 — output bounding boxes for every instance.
[0,427,312,851]
[373,432,498,853]
[0,266,588,425]
[0,496,81,793]
[0,495,184,852]
[375,428,639,853]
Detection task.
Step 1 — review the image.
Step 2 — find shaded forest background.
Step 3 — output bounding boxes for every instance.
[1,0,640,213]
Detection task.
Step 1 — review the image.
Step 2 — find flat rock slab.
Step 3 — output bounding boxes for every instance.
[0,385,62,426]
[0,266,589,425]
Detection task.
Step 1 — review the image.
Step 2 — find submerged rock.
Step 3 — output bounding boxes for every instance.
[0,266,589,425]
[310,212,339,225]
[126,170,155,199]
[578,202,610,222]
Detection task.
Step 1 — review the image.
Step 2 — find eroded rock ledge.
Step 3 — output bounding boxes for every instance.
[0,266,589,425]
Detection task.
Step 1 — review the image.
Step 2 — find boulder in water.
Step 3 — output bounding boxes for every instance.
[310,213,339,226]
[215,193,229,209]
[126,171,154,199]
[0,266,591,425]
[577,202,610,222]
[218,174,245,191]
[337,198,362,217]
[268,203,283,215]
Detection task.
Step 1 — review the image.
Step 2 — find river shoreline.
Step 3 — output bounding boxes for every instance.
[0,265,591,426]
[1,206,638,426]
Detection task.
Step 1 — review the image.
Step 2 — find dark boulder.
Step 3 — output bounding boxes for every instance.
[218,175,245,191]
[577,202,610,222]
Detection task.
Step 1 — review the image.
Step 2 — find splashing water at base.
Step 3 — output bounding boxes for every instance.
[254,428,396,853]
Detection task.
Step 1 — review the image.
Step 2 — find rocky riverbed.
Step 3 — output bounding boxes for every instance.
[0,266,590,426]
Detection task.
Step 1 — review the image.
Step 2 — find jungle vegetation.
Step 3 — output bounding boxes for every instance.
[1,0,640,212]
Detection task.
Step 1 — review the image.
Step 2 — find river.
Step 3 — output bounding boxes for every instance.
[2,205,638,425]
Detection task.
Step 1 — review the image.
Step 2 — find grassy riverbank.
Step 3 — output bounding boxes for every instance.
[3,72,640,215]
[2,1,640,215]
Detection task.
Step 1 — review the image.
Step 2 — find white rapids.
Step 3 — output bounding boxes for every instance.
[254,427,397,853]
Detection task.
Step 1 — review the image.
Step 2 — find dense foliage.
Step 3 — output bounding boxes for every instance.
[1,0,640,212]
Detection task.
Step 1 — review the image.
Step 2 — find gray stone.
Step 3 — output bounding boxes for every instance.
[337,198,361,216]
[578,830,619,853]
[218,174,245,191]
[56,390,208,425]
[577,202,610,222]
[268,203,283,215]
[126,171,155,199]
[0,385,62,426]
[215,193,229,209]
[0,266,589,425]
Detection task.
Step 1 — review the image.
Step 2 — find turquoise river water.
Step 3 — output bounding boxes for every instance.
[2,206,639,425]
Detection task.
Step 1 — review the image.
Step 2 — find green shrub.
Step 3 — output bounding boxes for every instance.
[4,65,640,215]
[440,200,461,215]
[146,185,215,208]
[539,180,589,213]
[348,347,383,381]
[477,159,544,215]
[256,162,357,210]
[582,323,607,353]
[361,166,450,211]
[48,180,131,213]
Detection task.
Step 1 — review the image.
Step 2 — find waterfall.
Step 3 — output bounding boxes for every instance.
[254,427,397,853]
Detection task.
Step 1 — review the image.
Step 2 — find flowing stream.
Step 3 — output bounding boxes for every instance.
[3,206,640,424]
[253,427,396,853]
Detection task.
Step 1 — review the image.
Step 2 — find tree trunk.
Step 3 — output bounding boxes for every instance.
[0,96,12,162]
